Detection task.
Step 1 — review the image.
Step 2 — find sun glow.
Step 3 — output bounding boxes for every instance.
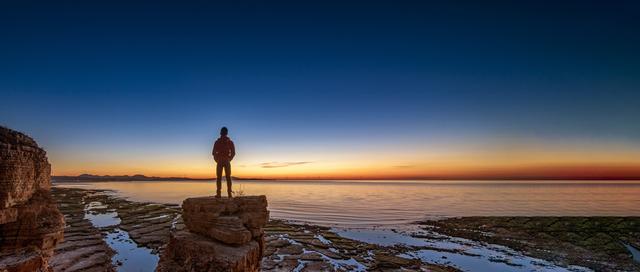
[50,138,640,180]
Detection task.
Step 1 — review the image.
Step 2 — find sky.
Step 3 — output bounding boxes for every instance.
[1,0,639,179]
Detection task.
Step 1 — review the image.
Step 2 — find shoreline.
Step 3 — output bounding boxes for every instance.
[419,216,640,271]
[50,187,459,271]
[49,187,639,272]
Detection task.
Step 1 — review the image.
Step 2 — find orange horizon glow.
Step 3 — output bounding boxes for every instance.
[51,162,640,180]
[48,138,640,180]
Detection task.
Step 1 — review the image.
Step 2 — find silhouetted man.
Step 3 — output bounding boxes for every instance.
[212,126,235,198]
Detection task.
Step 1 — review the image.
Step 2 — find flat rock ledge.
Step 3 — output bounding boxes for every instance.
[0,127,65,272]
[156,196,269,272]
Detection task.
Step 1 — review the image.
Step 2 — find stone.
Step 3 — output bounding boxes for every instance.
[201,216,252,245]
[156,195,269,272]
[156,230,262,272]
[0,126,65,272]
[0,208,17,225]
[301,261,333,271]
[277,244,304,255]
[298,252,324,261]
[0,190,65,253]
[181,196,268,245]
[0,249,48,272]
[0,127,51,209]
[375,254,421,269]
[267,238,291,248]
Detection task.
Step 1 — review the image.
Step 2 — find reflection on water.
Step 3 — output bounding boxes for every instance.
[83,200,159,271]
[84,201,121,227]
[106,229,159,272]
[624,243,640,263]
[57,180,640,226]
[85,212,120,228]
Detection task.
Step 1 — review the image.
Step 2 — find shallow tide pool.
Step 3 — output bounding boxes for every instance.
[335,227,593,272]
[84,201,159,272]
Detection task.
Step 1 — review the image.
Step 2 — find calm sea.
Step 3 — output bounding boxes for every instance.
[55,180,640,227]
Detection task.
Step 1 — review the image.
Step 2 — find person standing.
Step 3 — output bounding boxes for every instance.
[212,126,235,198]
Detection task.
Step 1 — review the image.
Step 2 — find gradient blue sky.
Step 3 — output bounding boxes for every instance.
[1,1,639,178]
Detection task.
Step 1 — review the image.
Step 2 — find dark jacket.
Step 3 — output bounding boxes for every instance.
[212,136,235,163]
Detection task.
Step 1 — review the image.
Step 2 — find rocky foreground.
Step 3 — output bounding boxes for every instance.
[157,195,270,271]
[0,127,65,272]
[420,217,640,272]
[49,187,180,271]
[47,185,640,272]
[49,187,458,271]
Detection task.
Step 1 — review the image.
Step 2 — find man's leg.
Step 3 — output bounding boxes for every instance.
[216,163,223,197]
[225,162,232,197]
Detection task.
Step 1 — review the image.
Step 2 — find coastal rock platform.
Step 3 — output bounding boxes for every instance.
[157,230,262,272]
[181,196,269,245]
[156,196,269,272]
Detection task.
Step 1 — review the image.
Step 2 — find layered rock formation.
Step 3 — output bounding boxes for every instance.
[0,127,65,272]
[157,196,269,272]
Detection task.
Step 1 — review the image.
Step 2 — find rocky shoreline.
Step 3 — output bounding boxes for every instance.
[46,186,640,272]
[50,187,459,271]
[419,217,640,272]
[50,187,178,271]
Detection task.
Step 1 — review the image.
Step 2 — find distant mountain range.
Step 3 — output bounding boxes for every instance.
[51,174,264,182]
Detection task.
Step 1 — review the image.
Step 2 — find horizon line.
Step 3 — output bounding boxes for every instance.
[50,174,640,181]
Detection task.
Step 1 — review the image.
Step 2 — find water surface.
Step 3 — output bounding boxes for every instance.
[56,180,640,227]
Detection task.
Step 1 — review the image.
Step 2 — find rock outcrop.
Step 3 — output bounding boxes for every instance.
[156,196,269,272]
[0,127,51,210]
[0,127,65,272]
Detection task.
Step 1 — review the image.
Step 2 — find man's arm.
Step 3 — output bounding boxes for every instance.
[230,141,236,160]
[212,140,218,160]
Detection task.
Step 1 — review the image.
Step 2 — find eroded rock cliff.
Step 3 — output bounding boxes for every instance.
[156,196,269,272]
[0,127,65,272]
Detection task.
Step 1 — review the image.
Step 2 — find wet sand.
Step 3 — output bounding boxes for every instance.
[49,187,639,272]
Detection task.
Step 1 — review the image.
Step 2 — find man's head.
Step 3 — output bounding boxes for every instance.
[220,127,228,136]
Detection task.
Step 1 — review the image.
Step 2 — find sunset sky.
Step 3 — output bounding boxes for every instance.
[1,1,639,179]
